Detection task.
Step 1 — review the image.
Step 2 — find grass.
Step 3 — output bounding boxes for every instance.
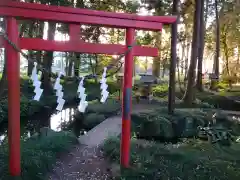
[103,137,240,180]
[0,130,78,180]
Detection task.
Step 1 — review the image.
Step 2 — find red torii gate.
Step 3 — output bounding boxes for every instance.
[0,1,177,177]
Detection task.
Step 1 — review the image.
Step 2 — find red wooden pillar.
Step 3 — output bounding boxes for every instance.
[120,28,135,168]
[6,17,21,176]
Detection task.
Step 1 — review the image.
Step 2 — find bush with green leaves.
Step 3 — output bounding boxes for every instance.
[138,115,175,140]
[196,92,240,111]
[83,113,106,130]
[222,75,239,86]
[152,84,168,97]
[0,130,78,180]
[131,108,209,141]
[87,99,121,117]
[0,94,57,124]
[217,81,229,90]
[151,97,214,109]
[103,137,240,180]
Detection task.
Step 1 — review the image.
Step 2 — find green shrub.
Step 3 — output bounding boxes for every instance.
[131,108,209,141]
[87,99,120,117]
[152,84,168,97]
[138,115,175,140]
[217,81,229,90]
[106,80,120,94]
[0,95,56,122]
[0,130,77,180]
[0,106,5,122]
[196,92,240,111]
[174,100,214,109]
[222,75,238,85]
[83,113,106,130]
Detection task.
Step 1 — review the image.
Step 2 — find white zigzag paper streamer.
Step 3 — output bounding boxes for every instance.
[78,77,88,113]
[31,62,43,101]
[55,71,65,111]
[100,67,109,103]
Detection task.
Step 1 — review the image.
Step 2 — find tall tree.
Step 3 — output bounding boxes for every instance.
[196,0,208,91]
[214,0,220,80]
[168,0,179,114]
[40,0,71,95]
[183,0,202,104]
[211,0,220,89]
[41,22,56,95]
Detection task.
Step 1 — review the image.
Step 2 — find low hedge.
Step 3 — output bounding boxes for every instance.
[196,92,240,111]
[131,108,212,141]
[152,84,169,97]
[0,130,78,180]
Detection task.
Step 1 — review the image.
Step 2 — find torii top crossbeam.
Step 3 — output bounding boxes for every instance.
[0,1,176,56]
[0,1,176,29]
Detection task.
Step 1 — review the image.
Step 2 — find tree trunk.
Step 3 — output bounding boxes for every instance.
[67,56,74,76]
[214,0,220,79]
[0,19,7,98]
[184,42,190,86]
[162,64,166,78]
[210,0,220,90]
[74,0,84,78]
[180,42,185,75]
[94,55,98,83]
[74,53,81,77]
[177,57,184,92]
[27,22,35,76]
[41,22,56,96]
[196,0,207,91]
[168,0,179,114]
[222,31,230,75]
[152,32,161,77]
[183,0,202,105]
[145,56,148,72]
[0,49,7,98]
[36,21,44,70]
[238,45,240,65]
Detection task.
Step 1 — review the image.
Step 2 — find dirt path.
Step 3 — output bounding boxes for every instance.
[49,145,112,180]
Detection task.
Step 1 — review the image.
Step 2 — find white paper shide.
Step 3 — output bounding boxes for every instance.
[31,62,43,101]
[77,77,88,113]
[54,71,65,111]
[100,67,109,103]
